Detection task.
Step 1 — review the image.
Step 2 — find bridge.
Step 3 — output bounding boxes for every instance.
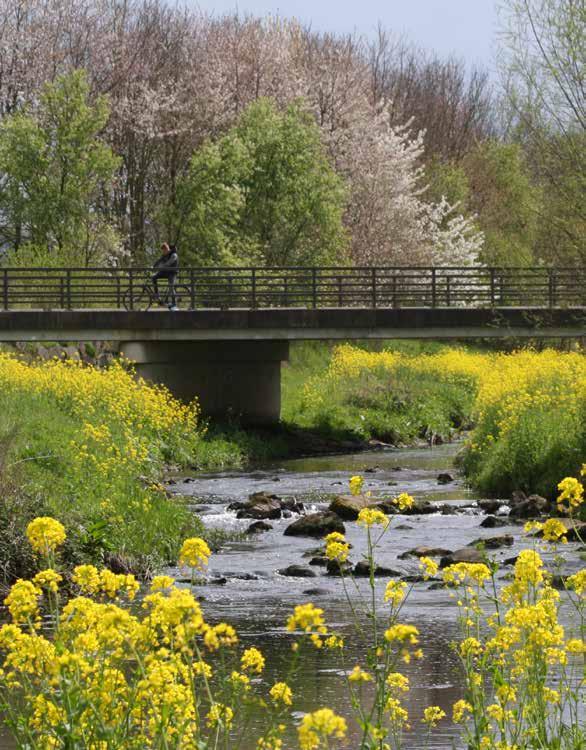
[0,265,584,423]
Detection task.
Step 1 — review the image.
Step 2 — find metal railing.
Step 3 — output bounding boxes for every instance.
[0,266,584,311]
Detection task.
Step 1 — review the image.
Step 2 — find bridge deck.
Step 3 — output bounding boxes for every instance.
[0,307,584,341]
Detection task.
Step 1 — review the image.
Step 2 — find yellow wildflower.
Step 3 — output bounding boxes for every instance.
[557,476,583,511]
[452,699,472,723]
[270,682,293,705]
[241,647,265,673]
[384,580,407,606]
[419,556,439,579]
[422,706,446,726]
[394,492,415,511]
[26,517,66,555]
[179,537,211,570]
[357,507,388,528]
[348,665,372,682]
[33,569,62,594]
[298,708,347,750]
[349,475,364,496]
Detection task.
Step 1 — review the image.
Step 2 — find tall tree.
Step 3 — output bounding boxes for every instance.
[168,98,348,266]
[498,0,585,263]
[0,69,120,264]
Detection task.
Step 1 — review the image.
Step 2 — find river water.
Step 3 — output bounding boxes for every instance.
[164,443,585,749]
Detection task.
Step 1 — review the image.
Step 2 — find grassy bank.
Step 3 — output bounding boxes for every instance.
[0,355,215,585]
[285,342,586,500]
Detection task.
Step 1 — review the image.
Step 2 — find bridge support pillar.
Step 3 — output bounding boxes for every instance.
[119,340,289,426]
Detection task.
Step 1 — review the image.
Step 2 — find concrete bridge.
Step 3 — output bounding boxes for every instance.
[0,265,584,423]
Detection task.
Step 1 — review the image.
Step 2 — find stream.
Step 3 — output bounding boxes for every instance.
[165,442,585,749]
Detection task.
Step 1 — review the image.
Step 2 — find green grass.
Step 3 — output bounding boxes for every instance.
[281,341,476,445]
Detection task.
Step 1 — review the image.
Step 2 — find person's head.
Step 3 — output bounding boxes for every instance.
[161,242,170,255]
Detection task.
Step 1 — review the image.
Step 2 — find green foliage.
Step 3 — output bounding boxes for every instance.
[0,70,120,265]
[168,98,348,266]
[462,140,540,266]
[426,158,470,207]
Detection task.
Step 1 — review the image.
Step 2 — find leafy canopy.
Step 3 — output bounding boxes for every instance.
[168,98,348,266]
[0,69,120,265]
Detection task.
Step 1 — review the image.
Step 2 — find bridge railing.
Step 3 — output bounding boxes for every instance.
[0,266,584,310]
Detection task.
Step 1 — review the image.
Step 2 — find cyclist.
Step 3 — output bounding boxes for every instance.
[152,242,179,310]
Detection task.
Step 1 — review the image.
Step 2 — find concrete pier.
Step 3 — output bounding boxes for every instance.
[119,340,289,425]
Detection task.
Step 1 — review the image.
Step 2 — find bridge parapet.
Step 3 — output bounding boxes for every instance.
[1,265,584,311]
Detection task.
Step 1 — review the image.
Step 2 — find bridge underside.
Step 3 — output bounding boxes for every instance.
[1,307,584,424]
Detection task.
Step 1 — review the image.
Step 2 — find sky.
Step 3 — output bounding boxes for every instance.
[190,0,499,70]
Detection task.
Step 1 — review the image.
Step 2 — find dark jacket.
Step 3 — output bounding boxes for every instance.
[153,249,179,276]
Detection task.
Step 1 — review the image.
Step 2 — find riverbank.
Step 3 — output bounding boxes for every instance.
[284,342,586,503]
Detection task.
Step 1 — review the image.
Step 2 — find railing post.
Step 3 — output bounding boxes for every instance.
[251,268,256,309]
[337,276,343,307]
[128,268,134,311]
[190,269,195,310]
[59,278,65,309]
[2,269,8,310]
[490,268,496,307]
[446,275,451,307]
[66,269,72,310]
[372,267,377,308]
[312,267,317,309]
[431,268,437,308]
[392,273,397,308]
[548,269,556,309]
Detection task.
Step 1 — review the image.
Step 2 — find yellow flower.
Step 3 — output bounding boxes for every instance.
[286,603,325,633]
[26,517,66,555]
[419,556,439,579]
[393,493,414,511]
[206,703,234,728]
[459,637,483,658]
[541,518,568,543]
[566,638,586,653]
[179,537,211,570]
[33,569,62,594]
[386,672,409,692]
[241,647,265,673]
[442,563,491,586]
[298,708,347,750]
[384,624,419,645]
[270,682,293,705]
[150,575,175,592]
[556,476,583,511]
[452,699,472,723]
[349,475,364,496]
[72,564,101,594]
[385,697,409,728]
[566,569,586,595]
[357,507,388,528]
[325,536,350,563]
[384,580,407,606]
[4,580,41,624]
[203,623,238,651]
[229,671,250,690]
[422,706,446,726]
[348,665,372,682]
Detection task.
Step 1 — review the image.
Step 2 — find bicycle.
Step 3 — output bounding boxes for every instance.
[122,277,193,311]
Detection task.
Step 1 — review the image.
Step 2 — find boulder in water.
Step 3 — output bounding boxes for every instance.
[278,564,317,578]
[398,546,452,560]
[509,493,549,519]
[468,534,514,549]
[479,516,509,528]
[284,512,345,538]
[329,494,375,520]
[440,548,487,568]
[235,492,283,520]
[246,521,273,534]
[353,561,402,577]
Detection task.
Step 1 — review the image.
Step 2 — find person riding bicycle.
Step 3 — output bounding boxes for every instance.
[152,243,179,310]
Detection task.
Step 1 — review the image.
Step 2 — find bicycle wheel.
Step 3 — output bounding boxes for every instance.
[122,284,153,311]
